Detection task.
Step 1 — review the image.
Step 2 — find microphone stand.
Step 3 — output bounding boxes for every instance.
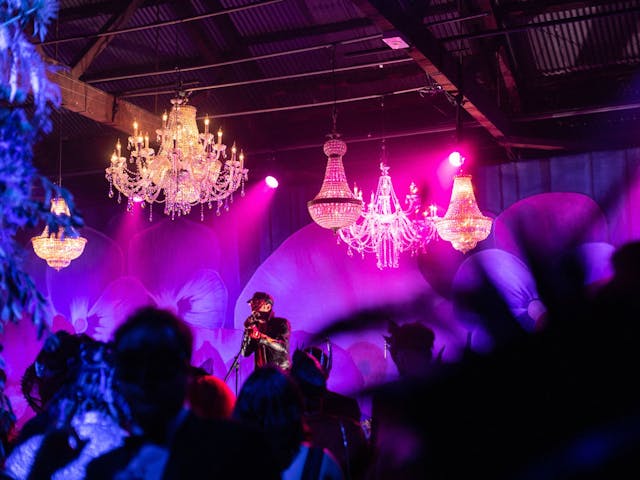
[224,313,257,396]
[224,329,249,396]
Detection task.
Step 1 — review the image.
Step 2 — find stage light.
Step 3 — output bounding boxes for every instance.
[448,151,464,168]
[265,176,279,189]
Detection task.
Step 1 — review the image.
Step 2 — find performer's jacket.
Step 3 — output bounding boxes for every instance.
[242,316,291,370]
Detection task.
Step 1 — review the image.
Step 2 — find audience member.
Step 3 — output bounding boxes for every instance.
[186,367,235,420]
[3,338,129,479]
[234,366,344,479]
[0,369,15,464]
[383,321,436,379]
[85,306,278,479]
[291,350,370,479]
[20,331,93,417]
[304,345,361,423]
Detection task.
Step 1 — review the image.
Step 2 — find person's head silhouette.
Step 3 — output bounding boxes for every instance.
[113,306,193,441]
[384,321,436,378]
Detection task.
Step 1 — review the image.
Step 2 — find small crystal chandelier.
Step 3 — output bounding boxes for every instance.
[433,90,492,254]
[307,47,361,232]
[435,173,492,254]
[32,110,87,271]
[32,197,88,271]
[106,94,247,220]
[307,131,362,232]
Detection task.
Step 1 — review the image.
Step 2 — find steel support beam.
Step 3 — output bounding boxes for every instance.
[353,0,511,140]
[71,0,145,78]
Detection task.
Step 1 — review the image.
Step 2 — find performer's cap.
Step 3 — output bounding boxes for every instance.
[247,292,274,305]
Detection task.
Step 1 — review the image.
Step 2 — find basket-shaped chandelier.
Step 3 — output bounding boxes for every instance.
[308,136,362,231]
[434,174,492,254]
[31,197,87,271]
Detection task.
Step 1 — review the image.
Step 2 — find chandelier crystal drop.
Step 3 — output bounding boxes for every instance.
[307,136,362,231]
[106,96,247,220]
[434,174,492,254]
[31,197,87,271]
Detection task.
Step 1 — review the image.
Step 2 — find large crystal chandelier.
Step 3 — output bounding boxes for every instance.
[32,197,87,271]
[106,95,247,220]
[307,122,362,231]
[434,173,492,253]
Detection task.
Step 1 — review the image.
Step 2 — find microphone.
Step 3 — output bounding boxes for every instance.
[244,311,260,328]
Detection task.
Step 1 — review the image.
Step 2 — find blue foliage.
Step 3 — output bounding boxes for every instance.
[0,0,83,335]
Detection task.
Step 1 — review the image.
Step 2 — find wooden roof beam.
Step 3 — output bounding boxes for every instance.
[50,66,161,134]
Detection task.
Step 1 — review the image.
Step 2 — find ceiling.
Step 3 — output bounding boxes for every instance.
[34,0,640,184]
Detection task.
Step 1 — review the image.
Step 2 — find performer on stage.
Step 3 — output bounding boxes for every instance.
[241,292,291,370]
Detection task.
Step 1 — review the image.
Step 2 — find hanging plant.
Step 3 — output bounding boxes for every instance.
[0,0,83,341]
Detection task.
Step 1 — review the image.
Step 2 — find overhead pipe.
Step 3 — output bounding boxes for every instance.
[39,0,285,46]
[423,12,489,28]
[206,86,431,119]
[118,58,414,98]
[513,102,640,122]
[46,121,481,179]
[86,34,383,84]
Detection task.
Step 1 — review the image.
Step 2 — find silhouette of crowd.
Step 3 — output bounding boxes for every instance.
[1,241,640,479]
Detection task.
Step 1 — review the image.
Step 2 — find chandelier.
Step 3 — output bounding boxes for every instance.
[32,197,87,271]
[339,160,437,269]
[106,95,247,220]
[308,47,361,232]
[434,173,492,254]
[307,133,362,232]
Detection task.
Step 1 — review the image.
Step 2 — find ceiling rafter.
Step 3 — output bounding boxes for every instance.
[352,0,512,140]
[49,64,161,134]
[71,0,146,79]
[472,0,522,112]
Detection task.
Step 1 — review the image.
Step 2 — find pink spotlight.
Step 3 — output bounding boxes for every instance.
[448,151,464,168]
[265,176,279,189]
[132,195,144,203]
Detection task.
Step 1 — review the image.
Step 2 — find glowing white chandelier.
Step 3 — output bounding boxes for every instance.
[106,95,247,220]
[31,197,87,271]
[338,142,438,269]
